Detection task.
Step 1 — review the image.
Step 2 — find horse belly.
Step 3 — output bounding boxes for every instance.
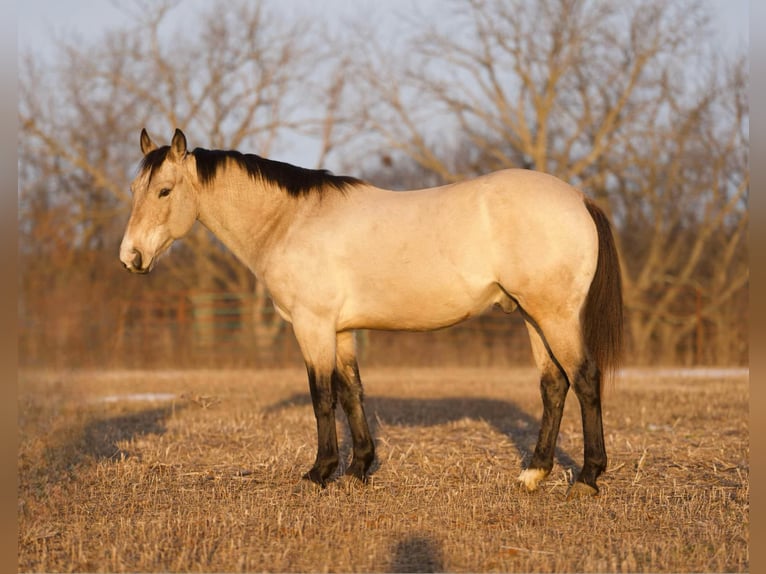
[334,192,503,331]
[337,272,504,332]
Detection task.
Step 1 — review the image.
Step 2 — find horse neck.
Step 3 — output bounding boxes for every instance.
[195,169,303,275]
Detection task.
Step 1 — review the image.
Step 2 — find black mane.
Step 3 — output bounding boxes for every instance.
[139,145,171,183]
[139,146,363,197]
[195,147,365,197]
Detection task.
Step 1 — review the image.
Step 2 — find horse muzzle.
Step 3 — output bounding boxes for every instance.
[120,247,151,274]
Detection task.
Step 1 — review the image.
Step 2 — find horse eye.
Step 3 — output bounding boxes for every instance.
[159,188,171,198]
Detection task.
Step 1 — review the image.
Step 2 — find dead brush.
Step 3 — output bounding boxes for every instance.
[18,367,749,572]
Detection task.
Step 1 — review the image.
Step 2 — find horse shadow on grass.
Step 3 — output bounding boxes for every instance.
[389,534,444,573]
[43,404,181,482]
[79,406,178,461]
[266,393,578,476]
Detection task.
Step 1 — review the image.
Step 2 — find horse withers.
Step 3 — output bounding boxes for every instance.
[120,128,623,498]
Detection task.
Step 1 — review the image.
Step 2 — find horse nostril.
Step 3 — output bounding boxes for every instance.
[132,249,143,270]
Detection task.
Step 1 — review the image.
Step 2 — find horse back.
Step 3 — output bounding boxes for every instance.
[265,169,599,331]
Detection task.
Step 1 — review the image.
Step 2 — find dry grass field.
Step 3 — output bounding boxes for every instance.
[18,367,748,572]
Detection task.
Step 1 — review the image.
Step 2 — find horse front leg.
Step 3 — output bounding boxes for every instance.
[304,365,339,486]
[293,318,339,487]
[334,331,375,482]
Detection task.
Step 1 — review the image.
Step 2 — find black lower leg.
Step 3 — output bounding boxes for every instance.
[304,366,339,486]
[572,361,607,490]
[334,361,375,481]
[529,369,570,474]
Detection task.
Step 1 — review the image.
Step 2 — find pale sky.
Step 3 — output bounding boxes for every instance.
[18,0,749,57]
[17,0,749,168]
[17,0,436,56]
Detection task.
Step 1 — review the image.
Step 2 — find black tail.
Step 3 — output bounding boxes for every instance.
[582,198,624,385]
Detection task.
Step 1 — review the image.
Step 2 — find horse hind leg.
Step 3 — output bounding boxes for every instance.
[518,320,570,492]
[333,331,375,482]
[567,357,606,498]
[519,312,606,498]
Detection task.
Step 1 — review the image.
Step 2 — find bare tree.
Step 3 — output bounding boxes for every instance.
[344,0,748,364]
[349,1,703,180]
[18,0,747,367]
[19,0,347,363]
[614,55,748,363]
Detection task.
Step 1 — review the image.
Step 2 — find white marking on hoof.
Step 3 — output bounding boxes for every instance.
[518,468,548,492]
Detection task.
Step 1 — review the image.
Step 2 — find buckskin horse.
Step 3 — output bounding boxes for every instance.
[120,129,623,498]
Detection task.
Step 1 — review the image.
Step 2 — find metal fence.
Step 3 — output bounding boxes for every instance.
[19,290,534,369]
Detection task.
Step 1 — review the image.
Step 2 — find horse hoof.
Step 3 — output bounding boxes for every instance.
[518,468,549,492]
[566,481,599,500]
[302,468,327,488]
[344,463,369,484]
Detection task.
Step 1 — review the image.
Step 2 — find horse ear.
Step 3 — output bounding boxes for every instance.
[140,128,157,155]
[169,128,188,161]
